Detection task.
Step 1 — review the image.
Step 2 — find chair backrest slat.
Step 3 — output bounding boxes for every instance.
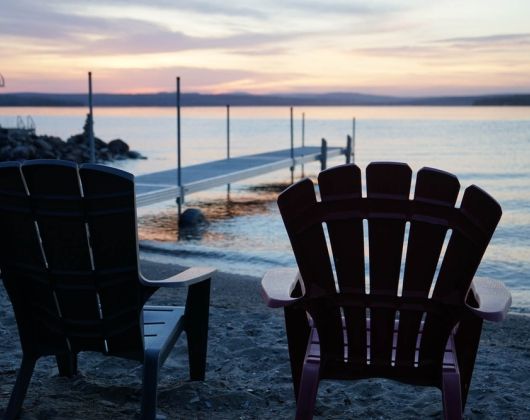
[318,164,366,362]
[79,164,138,270]
[366,162,411,366]
[395,168,460,367]
[419,185,502,364]
[278,178,344,360]
[79,164,144,356]
[0,162,45,271]
[434,185,501,300]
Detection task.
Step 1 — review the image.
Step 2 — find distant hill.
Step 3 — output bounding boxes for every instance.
[0,92,529,107]
[472,95,530,106]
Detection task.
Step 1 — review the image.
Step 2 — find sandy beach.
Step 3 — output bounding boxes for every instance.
[1,260,529,419]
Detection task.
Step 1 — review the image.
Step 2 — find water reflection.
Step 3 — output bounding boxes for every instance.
[137,182,291,242]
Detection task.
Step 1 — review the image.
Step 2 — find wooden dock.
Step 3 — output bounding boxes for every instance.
[135,143,350,207]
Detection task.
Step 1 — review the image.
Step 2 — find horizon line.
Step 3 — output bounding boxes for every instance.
[2,91,530,98]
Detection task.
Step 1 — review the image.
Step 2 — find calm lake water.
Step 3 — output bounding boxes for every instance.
[1,106,530,313]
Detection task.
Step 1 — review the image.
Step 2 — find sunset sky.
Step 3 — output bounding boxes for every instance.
[1,0,529,96]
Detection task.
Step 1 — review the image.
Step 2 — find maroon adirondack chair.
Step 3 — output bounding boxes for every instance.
[261,162,511,419]
[0,160,214,420]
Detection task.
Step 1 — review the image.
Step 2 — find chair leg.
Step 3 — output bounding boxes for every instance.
[4,356,37,420]
[295,357,320,420]
[56,352,78,377]
[284,304,311,400]
[442,370,463,420]
[141,349,161,420]
[184,278,211,381]
[454,314,483,406]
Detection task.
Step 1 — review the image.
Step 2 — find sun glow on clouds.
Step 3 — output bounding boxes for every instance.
[1,0,530,95]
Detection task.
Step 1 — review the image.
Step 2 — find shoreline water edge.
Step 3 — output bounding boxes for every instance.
[1,260,528,419]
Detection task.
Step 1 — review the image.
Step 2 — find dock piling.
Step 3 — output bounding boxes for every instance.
[226,105,231,160]
[352,117,356,163]
[88,72,95,163]
[346,135,352,164]
[290,107,295,184]
[226,104,231,198]
[176,76,183,218]
[320,138,328,171]
[301,112,305,178]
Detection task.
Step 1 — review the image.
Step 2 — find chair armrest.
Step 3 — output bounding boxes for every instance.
[261,268,304,308]
[466,277,512,322]
[140,266,216,288]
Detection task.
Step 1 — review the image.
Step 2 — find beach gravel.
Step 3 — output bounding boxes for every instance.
[1,260,529,419]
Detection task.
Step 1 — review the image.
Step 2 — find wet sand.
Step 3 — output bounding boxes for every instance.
[1,260,529,419]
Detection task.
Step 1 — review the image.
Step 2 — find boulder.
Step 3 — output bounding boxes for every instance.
[34,138,54,152]
[11,145,36,160]
[178,208,209,227]
[66,134,86,145]
[0,145,13,160]
[108,139,129,154]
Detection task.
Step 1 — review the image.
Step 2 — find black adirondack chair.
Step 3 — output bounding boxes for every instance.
[0,160,214,420]
[261,162,511,419]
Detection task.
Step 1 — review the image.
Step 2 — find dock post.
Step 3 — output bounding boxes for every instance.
[88,72,95,163]
[320,138,328,171]
[301,112,305,178]
[176,76,183,218]
[226,104,231,199]
[290,107,295,184]
[226,104,231,160]
[352,117,356,164]
[345,135,352,164]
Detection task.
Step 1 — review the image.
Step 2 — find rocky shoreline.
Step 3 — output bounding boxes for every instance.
[0,115,145,163]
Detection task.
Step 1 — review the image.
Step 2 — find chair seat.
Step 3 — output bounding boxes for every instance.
[143,306,185,360]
